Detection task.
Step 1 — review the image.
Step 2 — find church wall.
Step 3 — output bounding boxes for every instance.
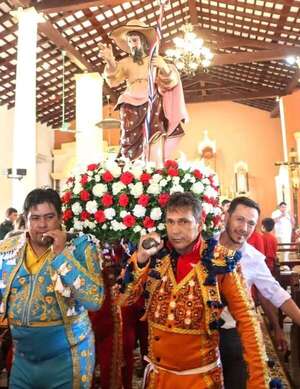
[174,101,282,220]
[0,105,54,217]
[282,90,300,152]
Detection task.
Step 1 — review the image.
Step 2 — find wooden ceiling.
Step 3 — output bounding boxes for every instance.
[1,0,300,129]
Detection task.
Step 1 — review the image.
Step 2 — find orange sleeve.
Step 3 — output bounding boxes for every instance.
[219,268,270,389]
[117,252,149,306]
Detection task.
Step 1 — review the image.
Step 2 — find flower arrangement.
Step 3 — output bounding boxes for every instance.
[61,159,222,244]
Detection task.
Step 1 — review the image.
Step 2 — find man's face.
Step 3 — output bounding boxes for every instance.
[26,202,61,247]
[225,204,258,247]
[279,204,287,213]
[166,207,202,254]
[127,34,143,54]
[9,212,18,223]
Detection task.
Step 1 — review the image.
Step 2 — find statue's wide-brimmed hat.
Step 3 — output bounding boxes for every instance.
[110,19,156,54]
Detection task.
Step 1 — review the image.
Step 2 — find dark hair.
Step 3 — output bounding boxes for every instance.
[5,207,17,218]
[279,201,287,207]
[15,214,26,230]
[166,192,202,222]
[221,199,231,207]
[262,217,275,232]
[228,196,260,215]
[23,188,62,217]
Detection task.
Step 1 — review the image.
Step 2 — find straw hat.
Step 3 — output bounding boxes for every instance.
[110,19,156,54]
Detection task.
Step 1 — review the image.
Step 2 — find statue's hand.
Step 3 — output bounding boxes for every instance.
[151,55,170,75]
[99,43,115,65]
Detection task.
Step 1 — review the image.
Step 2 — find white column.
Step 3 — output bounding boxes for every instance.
[12,7,40,210]
[75,73,103,168]
[279,97,289,162]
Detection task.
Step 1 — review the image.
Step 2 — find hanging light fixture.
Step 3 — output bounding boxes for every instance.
[166,23,214,76]
[56,50,75,132]
[96,95,121,130]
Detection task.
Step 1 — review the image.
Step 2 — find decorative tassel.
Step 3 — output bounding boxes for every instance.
[269,378,283,388]
[149,270,161,280]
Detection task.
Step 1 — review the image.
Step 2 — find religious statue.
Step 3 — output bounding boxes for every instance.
[99,19,188,163]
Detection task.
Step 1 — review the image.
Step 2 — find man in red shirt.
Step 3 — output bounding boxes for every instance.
[261,218,278,274]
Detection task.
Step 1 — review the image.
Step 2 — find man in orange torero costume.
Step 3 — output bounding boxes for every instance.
[118,192,270,388]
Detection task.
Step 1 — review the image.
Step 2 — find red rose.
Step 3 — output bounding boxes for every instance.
[102,171,114,183]
[140,173,151,185]
[120,171,134,185]
[167,167,178,176]
[193,169,203,179]
[158,193,170,207]
[95,210,106,223]
[119,193,129,207]
[80,190,90,202]
[62,209,73,222]
[62,191,72,204]
[212,215,221,226]
[143,216,155,229]
[123,214,136,228]
[102,193,113,207]
[80,211,90,221]
[87,163,98,171]
[80,174,89,185]
[138,194,150,207]
[164,160,178,169]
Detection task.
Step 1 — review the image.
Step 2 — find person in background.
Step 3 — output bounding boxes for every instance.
[261,218,278,274]
[219,197,299,389]
[271,202,293,260]
[0,208,18,240]
[0,188,104,389]
[247,228,265,254]
[4,213,26,239]
[220,199,231,231]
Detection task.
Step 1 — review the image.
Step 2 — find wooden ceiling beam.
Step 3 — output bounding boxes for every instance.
[188,0,198,25]
[212,47,300,66]
[33,0,127,14]
[185,88,284,104]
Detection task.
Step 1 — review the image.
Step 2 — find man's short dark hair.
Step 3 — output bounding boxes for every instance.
[279,201,287,207]
[262,217,275,232]
[166,192,202,222]
[228,196,260,215]
[23,188,62,218]
[5,207,17,218]
[221,199,231,207]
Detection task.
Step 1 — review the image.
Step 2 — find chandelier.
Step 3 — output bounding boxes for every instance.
[165,23,214,76]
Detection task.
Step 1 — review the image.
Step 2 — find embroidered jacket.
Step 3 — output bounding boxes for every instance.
[0,233,104,328]
[118,240,270,389]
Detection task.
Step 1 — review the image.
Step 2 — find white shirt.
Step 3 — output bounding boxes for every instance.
[221,242,290,329]
[271,209,292,242]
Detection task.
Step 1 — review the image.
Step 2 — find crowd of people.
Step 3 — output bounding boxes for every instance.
[0,188,299,389]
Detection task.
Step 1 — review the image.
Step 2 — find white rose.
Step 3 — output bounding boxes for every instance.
[204,186,218,199]
[112,182,126,195]
[102,224,107,230]
[172,176,180,185]
[133,225,142,233]
[85,200,98,214]
[71,202,82,215]
[129,182,144,198]
[73,220,83,230]
[73,183,82,195]
[133,205,146,218]
[104,208,116,220]
[92,183,108,197]
[182,173,192,183]
[147,227,156,233]
[151,174,162,183]
[111,220,122,231]
[159,179,168,187]
[191,182,204,195]
[120,210,129,218]
[147,183,160,195]
[157,223,165,231]
[140,228,147,236]
[94,174,101,182]
[170,184,184,194]
[105,161,121,178]
[150,207,162,221]
[202,202,213,215]
[131,167,143,179]
[213,207,222,216]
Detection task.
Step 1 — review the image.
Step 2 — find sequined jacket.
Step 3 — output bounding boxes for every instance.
[118,241,270,389]
[0,233,104,336]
